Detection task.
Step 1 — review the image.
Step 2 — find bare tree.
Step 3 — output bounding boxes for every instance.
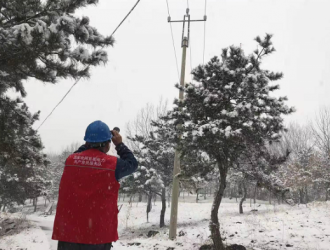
[311,107,330,155]
[125,98,168,152]
[276,123,315,203]
[310,107,330,200]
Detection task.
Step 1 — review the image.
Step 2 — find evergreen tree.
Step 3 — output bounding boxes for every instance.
[124,128,174,228]
[47,147,73,199]
[157,34,294,250]
[121,164,163,223]
[0,0,113,207]
[237,144,291,205]
[0,0,113,89]
[0,96,49,207]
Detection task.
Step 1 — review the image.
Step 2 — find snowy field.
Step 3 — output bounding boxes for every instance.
[1,198,329,250]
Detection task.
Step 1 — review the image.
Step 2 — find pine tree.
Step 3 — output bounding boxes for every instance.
[124,128,174,227]
[47,147,72,199]
[158,34,294,250]
[0,0,113,208]
[0,96,49,207]
[0,0,113,89]
[120,164,163,223]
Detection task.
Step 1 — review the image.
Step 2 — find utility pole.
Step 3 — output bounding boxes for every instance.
[168,8,206,240]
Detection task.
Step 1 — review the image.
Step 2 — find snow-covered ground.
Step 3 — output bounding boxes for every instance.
[113,199,330,250]
[1,198,329,250]
[0,213,50,250]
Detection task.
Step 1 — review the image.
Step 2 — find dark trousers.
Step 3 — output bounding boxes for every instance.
[58,241,112,250]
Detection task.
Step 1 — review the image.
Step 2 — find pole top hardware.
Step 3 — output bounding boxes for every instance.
[182,37,189,47]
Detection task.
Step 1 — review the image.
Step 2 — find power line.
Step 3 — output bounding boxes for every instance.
[166,0,181,83]
[111,0,141,37]
[36,71,88,130]
[37,0,142,131]
[203,0,207,65]
[189,26,194,83]
[169,23,180,83]
[187,0,195,84]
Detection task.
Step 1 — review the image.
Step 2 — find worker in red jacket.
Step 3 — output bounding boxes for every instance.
[52,120,138,250]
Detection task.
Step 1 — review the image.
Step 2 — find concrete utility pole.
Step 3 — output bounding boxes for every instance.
[168,8,206,240]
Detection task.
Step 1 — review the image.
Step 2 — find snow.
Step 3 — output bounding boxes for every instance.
[113,200,330,250]
[225,126,232,137]
[72,46,90,62]
[93,50,108,63]
[0,213,50,250]
[49,23,58,33]
[225,82,234,89]
[3,200,330,250]
[228,110,238,117]
[0,70,9,76]
[13,23,33,44]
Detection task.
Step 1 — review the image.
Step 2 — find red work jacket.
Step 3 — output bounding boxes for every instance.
[52,149,120,244]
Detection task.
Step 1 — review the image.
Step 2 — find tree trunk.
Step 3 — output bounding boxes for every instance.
[196,191,199,203]
[168,191,171,207]
[326,183,330,201]
[139,192,143,202]
[253,184,257,204]
[209,165,227,250]
[33,198,37,212]
[147,190,152,223]
[204,189,207,200]
[129,194,134,204]
[239,181,247,214]
[305,186,309,203]
[269,191,272,204]
[299,188,304,204]
[160,188,166,228]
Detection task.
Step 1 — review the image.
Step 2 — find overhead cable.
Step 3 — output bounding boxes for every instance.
[37,0,142,130]
[166,0,181,83]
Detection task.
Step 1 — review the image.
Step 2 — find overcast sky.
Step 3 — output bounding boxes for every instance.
[22,0,330,153]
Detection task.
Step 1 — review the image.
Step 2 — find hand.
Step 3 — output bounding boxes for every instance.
[111,130,122,146]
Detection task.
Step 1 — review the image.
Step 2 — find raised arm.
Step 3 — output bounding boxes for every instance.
[111,130,138,180]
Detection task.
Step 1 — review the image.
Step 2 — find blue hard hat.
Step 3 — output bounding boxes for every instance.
[84,120,112,143]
